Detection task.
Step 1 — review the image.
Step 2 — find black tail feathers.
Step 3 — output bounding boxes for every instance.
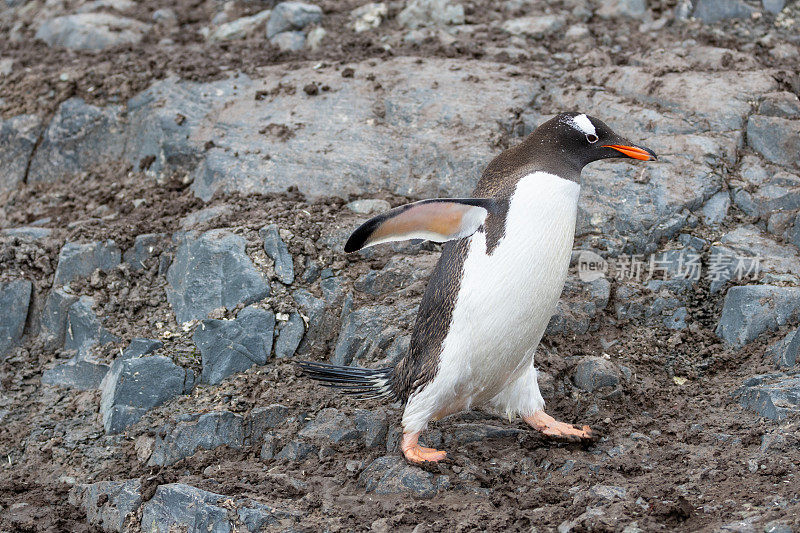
[297,361,395,401]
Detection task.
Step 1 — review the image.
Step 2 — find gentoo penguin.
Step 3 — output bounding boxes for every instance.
[299,113,656,463]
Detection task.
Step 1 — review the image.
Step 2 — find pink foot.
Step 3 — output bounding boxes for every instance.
[523,410,594,442]
[401,431,447,464]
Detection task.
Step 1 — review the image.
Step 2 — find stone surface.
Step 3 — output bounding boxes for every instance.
[248,404,290,441]
[209,9,271,42]
[765,330,799,369]
[40,288,79,349]
[702,191,730,225]
[149,411,246,466]
[260,224,294,284]
[35,13,151,50]
[573,356,621,392]
[194,306,275,384]
[100,355,192,434]
[692,0,755,22]
[502,15,565,38]
[73,479,142,532]
[747,116,800,168]
[397,0,464,28]
[274,312,305,358]
[353,409,389,448]
[596,0,647,19]
[351,3,388,32]
[345,198,391,214]
[762,0,785,14]
[270,30,306,51]
[354,255,434,296]
[140,484,231,532]
[758,92,800,118]
[1,226,52,241]
[0,280,32,360]
[298,408,360,443]
[275,440,318,461]
[359,456,447,498]
[333,303,415,366]
[120,338,163,359]
[166,230,270,323]
[53,240,121,286]
[28,98,125,183]
[123,233,168,271]
[0,114,42,193]
[41,360,110,390]
[547,277,610,335]
[716,285,800,347]
[266,2,322,38]
[734,372,800,420]
[63,296,117,357]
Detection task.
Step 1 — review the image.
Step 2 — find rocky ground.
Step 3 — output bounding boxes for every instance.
[1,0,800,531]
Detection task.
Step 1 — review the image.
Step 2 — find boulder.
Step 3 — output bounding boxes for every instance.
[0,280,32,360]
[734,372,800,420]
[266,2,322,38]
[260,224,294,284]
[274,312,305,359]
[41,360,110,390]
[297,408,360,443]
[0,114,42,193]
[166,230,270,323]
[71,479,142,532]
[63,296,117,357]
[716,285,800,347]
[40,288,79,350]
[140,484,232,532]
[270,30,306,51]
[35,13,151,51]
[333,303,414,366]
[747,116,800,168]
[501,15,565,38]
[123,233,168,271]
[209,9,271,42]
[397,0,464,28]
[28,98,125,183]
[53,240,121,286]
[149,411,246,466]
[100,355,192,434]
[359,456,448,498]
[194,306,275,384]
[596,0,647,19]
[692,0,755,22]
[573,356,621,392]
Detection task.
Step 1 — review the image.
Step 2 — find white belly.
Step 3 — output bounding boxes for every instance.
[402,172,579,432]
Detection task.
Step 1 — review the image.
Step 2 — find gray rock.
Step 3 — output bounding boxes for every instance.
[298,408,360,443]
[359,456,445,498]
[1,226,53,241]
[275,440,318,461]
[236,502,287,531]
[100,355,191,434]
[547,277,610,335]
[140,483,231,533]
[664,307,689,330]
[573,356,621,392]
[702,191,730,225]
[0,114,42,193]
[149,411,246,466]
[692,0,755,22]
[501,15,565,38]
[28,98,125,184]
[209,9,271,42]
[194,306,275,385]
[75,479,142,532]
[762,0,785,14]
[35,13,151,50]
[747,116,800,168]
[596,0,647,19]
[152,8,177,24]
[53,240,121,286]
[123,233,168,271]
[260,224,294,284]
[734,372,800,420]
[354,255,434,296]
[351,3,388,32]
[120,338,163,359]
[345,199,390,214]
[758,92,800,118]
[179,205,233,230]
[765,330,799,369]
[274,312,305,359]
[247,404,290,441]
[764,521,793,533]
[266,2,322,38]
[716,285,800,347]
[270,30,306,51]
[166,230,270,323]
[259,433,279,460]
[40,288,79,350]
[41,360,110,390]
[292,289,330,355]
[353,409,389,448]
[0,280,32,360]
[63,296,117,357]
[397,0,464,28]
[333,304,413,366]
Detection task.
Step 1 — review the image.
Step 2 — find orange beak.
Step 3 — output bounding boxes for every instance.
[605,145,657,161]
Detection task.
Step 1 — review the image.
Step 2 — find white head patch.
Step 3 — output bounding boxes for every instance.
[563,113,596,136]
[572,114,597,136]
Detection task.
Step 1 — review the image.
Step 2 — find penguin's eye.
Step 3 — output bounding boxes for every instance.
[586,133,599,144]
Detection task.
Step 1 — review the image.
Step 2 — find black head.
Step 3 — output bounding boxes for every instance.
[529,112,657,178]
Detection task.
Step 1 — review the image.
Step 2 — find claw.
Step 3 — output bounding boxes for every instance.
[523,410,594,441]
[401,431,447,464]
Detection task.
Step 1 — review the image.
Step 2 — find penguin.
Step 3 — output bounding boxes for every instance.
[298,113,656,464]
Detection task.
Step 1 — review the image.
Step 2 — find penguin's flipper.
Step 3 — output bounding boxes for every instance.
[344,198,494,253]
